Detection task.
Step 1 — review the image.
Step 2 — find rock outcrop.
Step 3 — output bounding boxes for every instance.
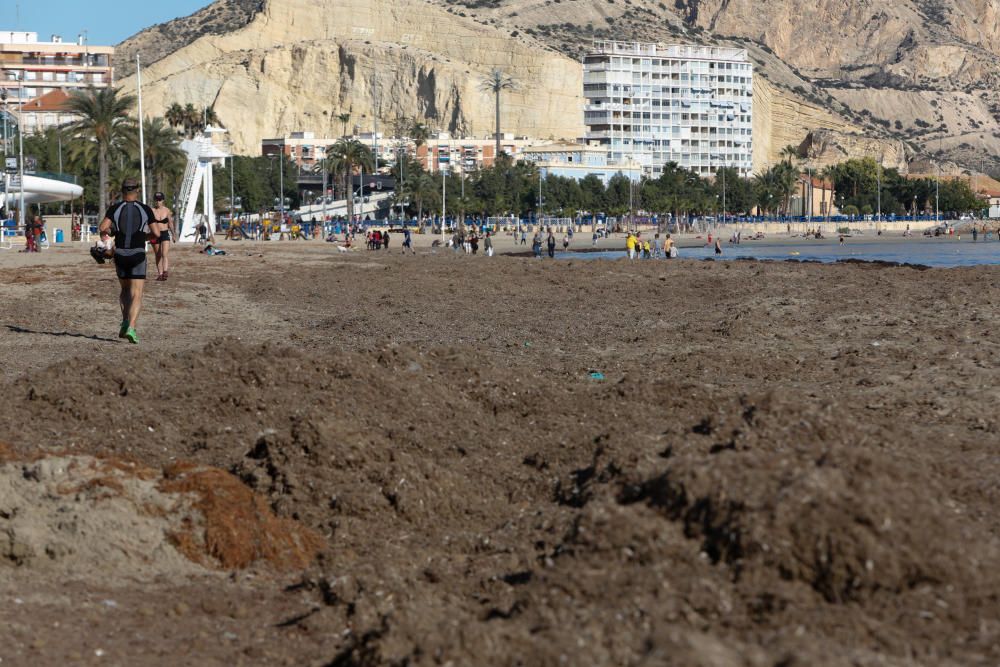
[116,0,1000,173]
[119,0,584,154]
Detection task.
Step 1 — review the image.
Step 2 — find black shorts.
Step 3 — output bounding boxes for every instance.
[114,251,147,280]
[159,230,172,243]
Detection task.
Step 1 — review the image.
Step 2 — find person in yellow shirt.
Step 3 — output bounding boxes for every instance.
[642,239,651,258]
[626,232,636,259]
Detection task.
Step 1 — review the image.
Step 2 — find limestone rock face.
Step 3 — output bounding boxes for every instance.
[120,0,584,154]
[118,0,1000,173]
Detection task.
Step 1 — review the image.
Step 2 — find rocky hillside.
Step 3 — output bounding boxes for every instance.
[115,0,263,77]
[115,0,1000,174]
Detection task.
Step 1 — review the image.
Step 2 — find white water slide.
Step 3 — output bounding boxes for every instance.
[2,172,83,207]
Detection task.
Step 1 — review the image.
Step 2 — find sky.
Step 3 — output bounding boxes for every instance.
[0,0,209,45]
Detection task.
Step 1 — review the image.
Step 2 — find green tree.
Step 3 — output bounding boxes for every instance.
[479,68,517,159]
[337,112,351,138]
[165,103,185,133]
[323,139,374,221]
[64,86,137,216]
[712,165,753,216]
[396,171,438,225]
[578,173,606,214]
[140,117,185,196]
[409,120,430,149]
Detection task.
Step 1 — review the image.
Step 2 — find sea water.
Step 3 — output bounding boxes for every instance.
[558,237,1000,268]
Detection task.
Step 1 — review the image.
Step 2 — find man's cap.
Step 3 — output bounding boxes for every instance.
[121,177,140,192]
[154,191,165,200]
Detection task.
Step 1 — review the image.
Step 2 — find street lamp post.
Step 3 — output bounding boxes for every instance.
[1,89,6,158]
[7,73,25,235]
[936,135,941,226]
[806,166,812,225]
[935,164,940,226]
[279,154,285,220]
[721,162,727,225]
[372,81,379,176]
[538,167,543,228]
[230,155,235,231]
[876,157,882,224]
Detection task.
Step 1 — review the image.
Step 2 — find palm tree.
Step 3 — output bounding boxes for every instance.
[64,86,137,215]
[322,138,374,221]
[479,68,517,159]
[337,112,351,138]
[820,166,835,222]
[774,161,799,215]
[165,103,185,133]
[401,172,437,228]
[204,106,221,127]
[409,120,430,149]
[141,117,186,195]
[779,144,799,165]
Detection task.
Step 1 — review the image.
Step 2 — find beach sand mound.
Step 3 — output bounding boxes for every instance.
[619,393,975,603]
[1,327,998,663]
[0,452,321,576]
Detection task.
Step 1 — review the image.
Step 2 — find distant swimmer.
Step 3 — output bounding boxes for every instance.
[99,178,159,344]
[714,239,722,255]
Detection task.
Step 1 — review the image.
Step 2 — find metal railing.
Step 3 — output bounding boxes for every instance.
[27,170,77,184]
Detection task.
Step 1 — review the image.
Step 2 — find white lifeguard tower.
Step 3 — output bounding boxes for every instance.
[175,125,230,242]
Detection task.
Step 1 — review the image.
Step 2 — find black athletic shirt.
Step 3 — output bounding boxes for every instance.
[104,201,156,252]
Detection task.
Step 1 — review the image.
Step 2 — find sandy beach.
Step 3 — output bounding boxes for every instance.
[0,243,998,665]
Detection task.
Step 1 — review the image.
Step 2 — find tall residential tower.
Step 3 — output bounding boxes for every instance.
[583,41,753,178]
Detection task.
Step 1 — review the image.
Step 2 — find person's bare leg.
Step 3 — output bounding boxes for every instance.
[161,241,170,276]
[154,244,164,277]
[128,280,145,328]
[119,278,130,322]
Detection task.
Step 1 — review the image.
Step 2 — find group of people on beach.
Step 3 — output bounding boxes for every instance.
[91,178,176,344]
[626,231,679,259]
[16,215,46,252]
[449,229,494,256]
[366,229,390,250]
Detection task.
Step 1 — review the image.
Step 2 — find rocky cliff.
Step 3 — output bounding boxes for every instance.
[116,0,1000,174]
[118,0,584,155]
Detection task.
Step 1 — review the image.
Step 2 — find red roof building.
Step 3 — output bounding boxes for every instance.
[19,88,77,134]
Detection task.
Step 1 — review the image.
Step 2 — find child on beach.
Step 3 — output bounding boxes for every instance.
[89,232,115,264]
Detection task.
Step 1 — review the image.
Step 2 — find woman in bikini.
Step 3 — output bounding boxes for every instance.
[151,192,175,280]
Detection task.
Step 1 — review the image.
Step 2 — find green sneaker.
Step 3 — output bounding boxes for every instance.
[124,327,139,344]
[119,320,129,338]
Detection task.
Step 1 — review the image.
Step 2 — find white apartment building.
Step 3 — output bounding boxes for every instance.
[583,41,753,178]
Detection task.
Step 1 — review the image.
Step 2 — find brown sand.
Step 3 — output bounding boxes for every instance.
[0,244,998,665]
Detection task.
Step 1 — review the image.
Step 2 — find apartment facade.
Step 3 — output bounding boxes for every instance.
[520,142,642,184]
[583,41,753,178]
[263,131,550,175]
[416,134,547,173]
[262,132,403,173]
[0,31,113,114]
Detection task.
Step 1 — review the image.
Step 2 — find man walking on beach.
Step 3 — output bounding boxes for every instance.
[99,178,159,344]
